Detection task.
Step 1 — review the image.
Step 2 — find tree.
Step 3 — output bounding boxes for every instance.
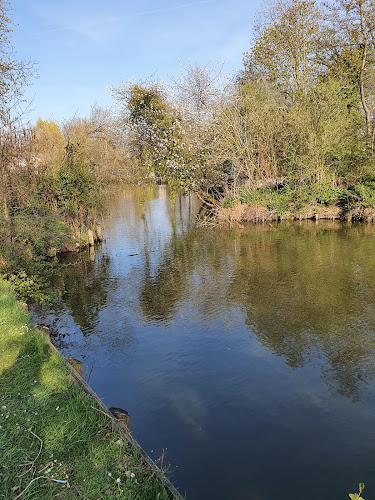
[61,107,127,182]
[108,80,193,193]
[0,0,35,247]
[280,78,363,188]
[170,60,225,125]
[0,0,34,119]
[34,119,65,175]
[242,0,323,96]
[327,0,375,137]
[208,80,285,193]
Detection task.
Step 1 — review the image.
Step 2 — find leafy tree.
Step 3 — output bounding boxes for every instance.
[109,80,194,194]
[34,119,65,175]
[242,0,323,96]
[327,0,375,137]
[280,78,364,187]
[208,80,285,193]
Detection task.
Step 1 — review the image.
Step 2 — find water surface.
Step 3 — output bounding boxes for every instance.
[35,186,375,499]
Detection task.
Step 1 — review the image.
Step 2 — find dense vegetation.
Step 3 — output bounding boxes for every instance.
[3,0,375,298]
[107,0,375,221]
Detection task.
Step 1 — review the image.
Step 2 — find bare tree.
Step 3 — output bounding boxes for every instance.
[0,0,35,121]
[169,60,227,125]
[0,0,36,245]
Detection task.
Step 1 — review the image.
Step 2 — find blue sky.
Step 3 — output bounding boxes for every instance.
[11,0,262,124]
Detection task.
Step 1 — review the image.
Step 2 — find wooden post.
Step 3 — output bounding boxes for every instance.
[19,302,28,312]
[96,225,103,242]
[109,407,131,432]
[66,358,83,377]
[88,229,94,247]
[37,325,50,343]
[89,246,95,261]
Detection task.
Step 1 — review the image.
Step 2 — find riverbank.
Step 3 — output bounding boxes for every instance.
[213,186,375,225]
[0,278,179,499]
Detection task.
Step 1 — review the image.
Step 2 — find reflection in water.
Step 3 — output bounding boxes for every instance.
[138,220,375,400]
[35,187,375,500]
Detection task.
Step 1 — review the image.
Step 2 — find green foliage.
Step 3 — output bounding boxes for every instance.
[238,183,350,215]
[293,184,347,206]
[240,187,292,216]
[222,196,237,208]
[349,179,375,208]
[0,129,102,303]
[242,0,322,94]
[349,482,365,500]
[57,152,99,224]
[209,79,284,188]
[6,270,53,305]
[127,84,170,126]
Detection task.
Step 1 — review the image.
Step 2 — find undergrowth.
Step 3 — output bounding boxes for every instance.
[227,181,375,217]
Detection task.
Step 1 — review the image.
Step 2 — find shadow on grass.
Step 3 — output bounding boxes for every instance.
[0,330,171,500]
[0,332,114,498]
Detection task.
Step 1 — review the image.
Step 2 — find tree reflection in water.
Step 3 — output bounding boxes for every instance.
[138,220,375,401]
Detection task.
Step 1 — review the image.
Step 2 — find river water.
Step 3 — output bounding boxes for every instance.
[34,186,375,499]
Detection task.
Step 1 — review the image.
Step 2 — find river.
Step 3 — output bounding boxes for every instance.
[33,185,375,499]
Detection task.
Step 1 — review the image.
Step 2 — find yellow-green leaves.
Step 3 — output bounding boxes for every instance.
[243,0,323,95]
[349,482,365,500]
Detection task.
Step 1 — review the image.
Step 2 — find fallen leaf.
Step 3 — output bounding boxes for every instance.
[105,489,111,495]
[11,486,19,491]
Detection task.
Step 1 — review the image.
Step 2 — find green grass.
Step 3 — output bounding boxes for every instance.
[0,279,171,499]
[232,183,374,218]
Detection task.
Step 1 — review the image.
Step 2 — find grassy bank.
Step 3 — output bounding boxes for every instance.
[0,279,173,499]
[216,185,375,224]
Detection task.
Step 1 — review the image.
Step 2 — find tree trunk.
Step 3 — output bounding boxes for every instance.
[0,167,12,245]
[359,37,372,136]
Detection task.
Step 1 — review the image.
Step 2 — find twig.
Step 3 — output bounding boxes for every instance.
[90,405,112,419]
[86,364,94,383]
[18,429,43,477]
[13,476,45,500]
